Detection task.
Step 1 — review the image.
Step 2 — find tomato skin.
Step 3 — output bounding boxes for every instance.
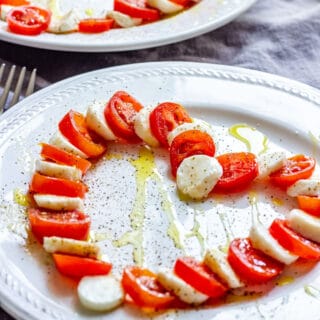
[59,110,106,158]
[228,238,284,284]
[121,266,175,309]
[214,152,258,192]
[297,195,320,217]
[174,257,227,298]
[28,208,90,243]
[269,154,315,189]
[53,253,112,278]
[40,143,91,174]
[7,6,51,36]
[170,130,216,177]
[150,102,192,148]
[269,219,320,260]
[0,0,29,5]
[78,18,114,33]
[29,173,88,198]
[114,0,160,21]
[104,91,143,142]
[169,0,190,5]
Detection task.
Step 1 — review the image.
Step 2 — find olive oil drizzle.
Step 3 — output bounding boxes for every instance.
[229,124,269,155]
[248,191,260,222]
[217,209,234,253]
[113,147,191,264]
[186,210,207,256]
[153,171,188,252]
[113,147,155,266]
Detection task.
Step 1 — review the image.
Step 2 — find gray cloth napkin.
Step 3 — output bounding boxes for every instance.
[209,0,320,89]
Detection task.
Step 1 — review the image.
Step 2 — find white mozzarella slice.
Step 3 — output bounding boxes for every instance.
[35,159,82,181]
[167,118,216,146]
[287,179,320,197]
[107,11,142,28]
[204,249,243,288]
[78,275,124,311]
[34,194,83,211]
[147,0,183,14]
[50,130,88,158]
[176,155,223,200]
[134,106,159,147]
[287,209,320,243]
[48,9,81,34]
[249,218,298,265]
[157,269,208,305]
[43,236,100,258]
[257,151,287,179]
[86,101,117,141]
[0,5,13,21]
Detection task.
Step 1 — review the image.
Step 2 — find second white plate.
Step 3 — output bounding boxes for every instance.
[0,0,256,52]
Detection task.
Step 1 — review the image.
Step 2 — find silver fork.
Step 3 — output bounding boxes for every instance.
[0,64,37,112]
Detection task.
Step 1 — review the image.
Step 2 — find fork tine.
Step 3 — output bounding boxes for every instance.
[9,66,26,107]
[25,68,37,97]
[0,65,16,112]
[0,64,5,83]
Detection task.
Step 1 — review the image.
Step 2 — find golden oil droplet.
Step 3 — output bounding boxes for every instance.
[88,230,109,243]
[104,153,123,161]
[277,275,294,286]
[13,189,30,207]
[304,285,320,299]
[272,197,284,207]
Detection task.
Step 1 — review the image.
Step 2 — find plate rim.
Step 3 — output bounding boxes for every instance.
[0,0,256,52]
[1,61,320,320]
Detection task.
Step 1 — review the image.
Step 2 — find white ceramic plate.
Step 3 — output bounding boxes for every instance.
[0,62,320,320]
[0,0,256,52]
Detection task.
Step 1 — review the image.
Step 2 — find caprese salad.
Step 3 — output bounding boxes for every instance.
[25,90,320,313]
[0,0,198,36]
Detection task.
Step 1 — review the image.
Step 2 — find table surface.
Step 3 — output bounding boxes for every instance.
[1,0,320,319]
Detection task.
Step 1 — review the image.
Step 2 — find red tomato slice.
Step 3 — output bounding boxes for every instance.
[228,238,284,284]
[174,257,227,298]
[0,0,29,5]
[214,152,258,192]
[114,0,160,21]
[53,253,112,278]
[269,219,320,260]
[170,130,216,177]
[79,18,114,33]
[169,0,190,6]
[7,6,51,36]
[104,91,143,142]
[29,173,88,198]
[121,266,175,309]
[269,154,315,189]
[149,102,192,148]
[40,143,91,174]
[28,208,90,243]
[59,110,106,158]
[297,195,320,217]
